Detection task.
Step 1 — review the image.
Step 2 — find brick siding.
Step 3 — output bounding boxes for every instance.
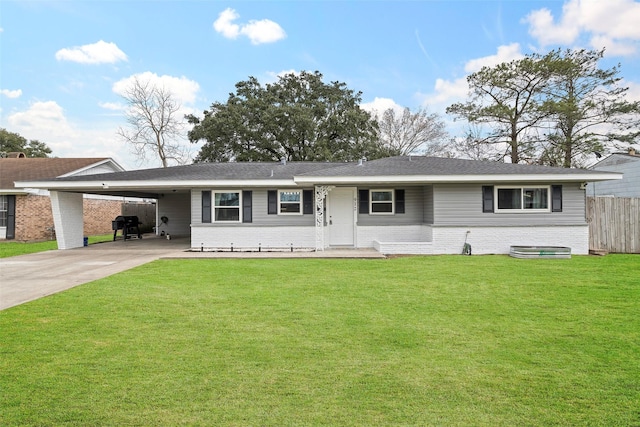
[13,194,122,241]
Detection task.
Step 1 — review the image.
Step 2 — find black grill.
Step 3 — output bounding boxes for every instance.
[111,215,142,241]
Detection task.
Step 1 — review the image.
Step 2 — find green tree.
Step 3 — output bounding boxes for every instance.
[188,71,389,162]
[446,53,552,164]
[0,128,52,157]
[539,49,640,167]
[375,107,449,156]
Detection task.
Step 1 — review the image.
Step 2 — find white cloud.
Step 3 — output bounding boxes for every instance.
[589,35,637,57]
[1,89,22,98]
[263,69,298,84]
[4,100,156,168]
[418,44,524,111]
[7,101,75,137]
[98,102,126,111]
[213,8,241,39]
[55,40,128,64]
[360,97,405,118]
[112,71,200,106]
[524,0,640,55]
[241,19,287,45]
[427,77,470,105]
[213,8,286,45]
[6,101,78,154]
[523,6,580,46]
[464,43,524,73]
[625,80,640,102]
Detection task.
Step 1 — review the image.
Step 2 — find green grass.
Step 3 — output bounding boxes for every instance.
[0,233,113,258]
[1,255,639,426]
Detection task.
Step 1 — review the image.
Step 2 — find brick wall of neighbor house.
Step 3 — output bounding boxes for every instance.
[14,194,55,241]
[13,194,122,241]
[83,199,123,236]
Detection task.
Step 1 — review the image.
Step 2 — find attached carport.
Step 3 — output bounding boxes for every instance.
[15,177,192,250]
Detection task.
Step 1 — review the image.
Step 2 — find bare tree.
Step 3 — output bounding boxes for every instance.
[117,76,188,167]
[376,107,448,156]
[452,125,504,161]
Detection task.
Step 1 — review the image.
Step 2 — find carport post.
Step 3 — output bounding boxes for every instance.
[50,191,84,249]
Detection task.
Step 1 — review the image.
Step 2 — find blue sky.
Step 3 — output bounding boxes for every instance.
[2,0,640,168]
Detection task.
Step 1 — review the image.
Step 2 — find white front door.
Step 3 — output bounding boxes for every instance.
[327,187,355,246]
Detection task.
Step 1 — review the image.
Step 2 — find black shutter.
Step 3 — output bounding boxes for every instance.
[551,185,563,212]
[268,190,277,214]
[303,190,313,214]
[395,189,405,214]
[358,189,369,214]
[243,191,252,223]
[202,191,211,223]
[6,195,15,240]
[482,186,494,213]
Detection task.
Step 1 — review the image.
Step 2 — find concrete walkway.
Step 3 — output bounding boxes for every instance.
[0,236,385,310]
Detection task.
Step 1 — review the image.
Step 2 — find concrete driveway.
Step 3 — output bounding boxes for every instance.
[0,236,189,311]
[0,236,385,310]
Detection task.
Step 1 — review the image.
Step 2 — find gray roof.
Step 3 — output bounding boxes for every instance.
[52,161,347,182]
[298,156,608,177]
[48,156,610,183]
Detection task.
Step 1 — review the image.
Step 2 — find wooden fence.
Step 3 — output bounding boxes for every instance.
[587,197,640,254]
[122,202,156,234]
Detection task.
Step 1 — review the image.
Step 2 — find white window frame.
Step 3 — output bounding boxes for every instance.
[370,189,395,215]
[213,190,242,223]
[495,185,551,213]
[277,189,303,215]
[0,195,7,227]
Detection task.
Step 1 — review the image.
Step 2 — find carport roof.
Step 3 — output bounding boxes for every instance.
[45,160,347,182]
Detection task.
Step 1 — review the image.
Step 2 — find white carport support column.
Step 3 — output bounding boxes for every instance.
[314,185,333,251]
[50,191,84,250]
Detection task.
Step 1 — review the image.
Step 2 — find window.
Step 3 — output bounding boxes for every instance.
[268,190,313,215]
[278,190,302,214]
[0,195,7,227]
[370,190,394,214]
[214,191,241,222]
[496,186,549,212]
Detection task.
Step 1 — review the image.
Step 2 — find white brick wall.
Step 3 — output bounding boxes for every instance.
[192,223,588,255]
[374,241,434,255]
[191,225,316,250]
[432,225,590,255]
[50,191,84,249]
[356,225,432,248]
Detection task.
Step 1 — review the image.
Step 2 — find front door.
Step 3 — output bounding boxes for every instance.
[327,187,355,246]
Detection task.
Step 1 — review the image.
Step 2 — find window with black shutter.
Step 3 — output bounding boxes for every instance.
[358,189,369,214]
[267,190,277,214]
[242,191,252,223]
[202,190,211,223]
[551,185,563,212]
[395,189,405,214]
[303,190,313,214]
[482,186,494,213]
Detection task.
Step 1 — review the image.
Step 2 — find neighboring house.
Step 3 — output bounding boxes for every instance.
[587,148,640,197]
[16,156,621,254]
[0,157,125,241]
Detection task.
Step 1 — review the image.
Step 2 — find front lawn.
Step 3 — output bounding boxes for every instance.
[1,255,638,426]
